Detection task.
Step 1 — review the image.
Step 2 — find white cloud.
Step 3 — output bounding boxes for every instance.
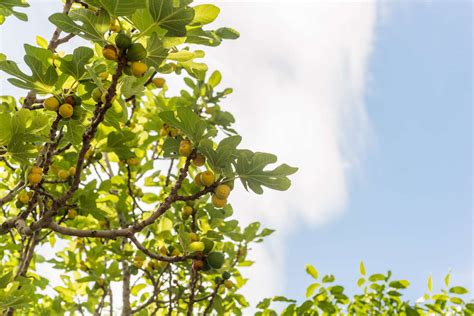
[201,1,378,305]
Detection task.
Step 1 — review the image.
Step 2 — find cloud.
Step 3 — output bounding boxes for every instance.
[200,1,378,305]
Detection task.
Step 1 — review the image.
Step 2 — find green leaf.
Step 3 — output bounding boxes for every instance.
[389,280,410,289]
[360,261,366,276]
[444,272,451,287]
[0,112,13,146]
[234,150,298,194]
[449,286,468,295]
[368,273,386,282]
[185,27,222,47]
[145,33,169,69]
[306,283,319,298]
[105,130,135,159]
[159,107,207,143]
[199,135,241,172]
[322,274,335,283]
[208,70,221,87]
[318,301,336,314]
[216,27,240,39]
[49,9,109,45]
[0,0,29,24]
[167,50,195,62]
[59,47,94,79]
[296,300,313,314]
[131,283,146,296]
[148,0,195,37]
[243,222,260,242]
[83,0,145,16]
[121,69,153,98]
[63,120,86,146]
[305,265,318,279]
[192,4,220,25]
[427,275,433,292]
[256,298,271,310]
[0,272,12,289]
[0,55,57,93]
[36,35,48,48]
[259,228,275,237]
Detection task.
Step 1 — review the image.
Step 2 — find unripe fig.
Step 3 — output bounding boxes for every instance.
[182,205,193,216]
[126,43,147,61]
[69,166,76,176]
[192,153,206,167]
[59,103,74,118]
[207,252,224,269]
[159,246,168,256]
[159,126,169,137]
[92,87,102,102]
[189,232,199,242]
[44,96,60,111]
[99,72,109,80]
[127,157,139,166]
[224,280,233,289]
[115,32,132,50]
[64,95,76,105]
[103,45,118,61]
[179,139,192,157]
[30,166,43,175]
[222,271,231,280]
[214,184,231,200]
[202,238,214,254]
[28,173,42,185]
[123,65,133,76]
[168,128,179,137]
[58,169,69,180]
[212,195,227,208]
[194,173,203,187]
[189,241,205,252]
[67,209,77,219]
[18,192,29,204]
[153,77,165,88]
[109,19,121,33]
[97,278,105,287]
[200,170,215,187]
[130,61,148,77]
[193,259,205,271]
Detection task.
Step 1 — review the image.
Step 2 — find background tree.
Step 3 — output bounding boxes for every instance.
[0,1,471,315]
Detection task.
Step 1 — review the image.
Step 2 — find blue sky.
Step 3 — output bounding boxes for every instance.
[284,1,472,301]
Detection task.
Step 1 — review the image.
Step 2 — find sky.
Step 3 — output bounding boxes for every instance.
[0,0,472,311]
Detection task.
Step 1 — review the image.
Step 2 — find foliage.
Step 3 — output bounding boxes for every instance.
[0,0,29,25]
[257,263,473,315]
[0,0,296,314]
